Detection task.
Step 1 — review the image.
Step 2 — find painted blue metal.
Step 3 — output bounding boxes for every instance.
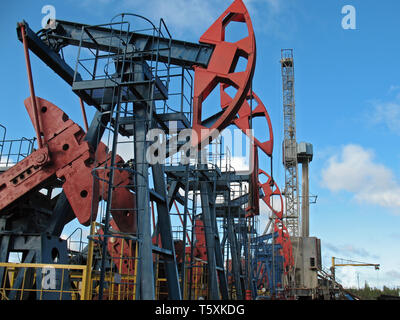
[251,232,285,298]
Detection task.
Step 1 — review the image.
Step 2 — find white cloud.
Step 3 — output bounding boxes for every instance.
[0,156,14,168]
[368,85,400,135]
[74,0,290,39]
[61,222,91,252]
[246,0,282,15]
[372,101,400,135]
[322,242,382,288]
[324,242,379,260]
[257,188,285,234]
[115,0,225,38]
[321,144,400,212]
[221,156,250,172]
[385,270,400,281]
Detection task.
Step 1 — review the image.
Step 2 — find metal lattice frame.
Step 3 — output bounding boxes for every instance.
[280,49,299,238]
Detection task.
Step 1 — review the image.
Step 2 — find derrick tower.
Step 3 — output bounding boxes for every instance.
[280,49,299,237]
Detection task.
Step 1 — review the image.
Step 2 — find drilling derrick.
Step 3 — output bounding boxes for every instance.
[280,49,300,237]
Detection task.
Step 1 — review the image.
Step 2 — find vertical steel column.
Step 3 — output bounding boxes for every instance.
[180,164,190,297]
[0,235,10,288]
[134,103,155,300]
[199,180,219,299]
[151,163,182,300]
[188,170,199,300]
[301,160,310,237]
[208,182,229,300]
[227,215,244,299]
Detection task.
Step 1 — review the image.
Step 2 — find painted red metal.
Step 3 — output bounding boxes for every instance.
[258,168,284,220]
[246,143,260,217]
[192,0,256,148]
[222,88,274,157]
[0,97,94,223]
[0,96,136,231]
[187,218,207,261]
[99,219,136,276]
[258,168,294,274]
[95,145,136,234]
[274,219,294,273]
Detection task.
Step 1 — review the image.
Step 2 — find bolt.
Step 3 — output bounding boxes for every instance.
[35,152,47,165]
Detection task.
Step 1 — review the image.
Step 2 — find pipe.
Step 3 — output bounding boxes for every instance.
[301,160,309,237]
[19,23,42,149]
[79,98,89,132]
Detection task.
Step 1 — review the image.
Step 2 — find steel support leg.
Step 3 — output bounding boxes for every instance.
[200,181,219,299]
[8,250,35,300]
[227,215,244,299]
[152,163,182,300]
[134,104,154,300]
[199,178,229,300]
[209,185,229,300]
[0,235,10,288]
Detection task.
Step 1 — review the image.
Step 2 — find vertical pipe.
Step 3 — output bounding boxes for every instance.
[301,160,309,237]
[272,221,275,297]
[19,24,42,149]
[83,222,96,300]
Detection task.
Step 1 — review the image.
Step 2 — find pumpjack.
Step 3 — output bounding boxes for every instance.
[0,0,294,300]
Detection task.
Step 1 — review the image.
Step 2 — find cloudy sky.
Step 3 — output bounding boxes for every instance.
[1,0,400,289]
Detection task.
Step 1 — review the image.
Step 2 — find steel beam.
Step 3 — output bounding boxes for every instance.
[199,181,219,299]
[41,20,213,68]
[134,103,154,300]
[152,163,182,300]
[207,182,229,300]
[227,215,244,299]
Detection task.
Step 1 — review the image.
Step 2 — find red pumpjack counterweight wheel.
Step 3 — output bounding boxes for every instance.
[192,0,256,148]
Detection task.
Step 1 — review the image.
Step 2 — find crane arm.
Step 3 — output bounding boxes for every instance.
[332,257,380,270]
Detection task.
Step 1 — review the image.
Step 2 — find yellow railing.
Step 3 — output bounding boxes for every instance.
[0,222,139,300]
[183,260,208,300]
[0,261,138,300]
[0,262,87,300]
[84,221,139,300]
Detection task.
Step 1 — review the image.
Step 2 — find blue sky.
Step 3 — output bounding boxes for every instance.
[1,0,400,289]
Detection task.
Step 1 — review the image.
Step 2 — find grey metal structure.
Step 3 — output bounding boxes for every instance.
[68,15,186,300]
[4,6,262,300]
[290,236,321,298]
[297,142,313,238]
[0,128,70,300]
[163,145,251,300]
[280,49,300,238]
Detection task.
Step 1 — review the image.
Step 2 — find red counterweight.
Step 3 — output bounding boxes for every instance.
[191,0,256,148]
[0,97,96,225]
[0,96,136,233]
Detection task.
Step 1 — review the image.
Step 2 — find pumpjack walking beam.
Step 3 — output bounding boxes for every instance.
[16,21,213,108]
